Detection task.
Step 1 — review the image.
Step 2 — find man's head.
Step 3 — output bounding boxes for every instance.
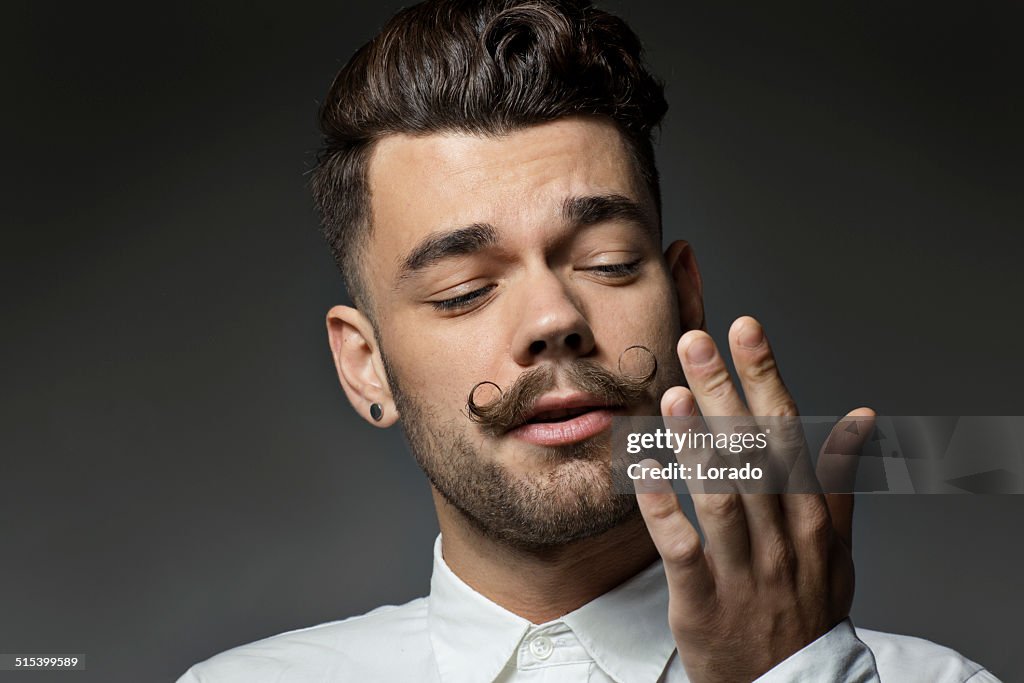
[312,0,668,313]
[318,0,705,549]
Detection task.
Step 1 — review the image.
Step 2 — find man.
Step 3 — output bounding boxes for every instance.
[179,1,999,681]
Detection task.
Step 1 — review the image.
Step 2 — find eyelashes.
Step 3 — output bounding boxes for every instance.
[431,285,497,311]
[429,259,643,312]
[587,259,642,277]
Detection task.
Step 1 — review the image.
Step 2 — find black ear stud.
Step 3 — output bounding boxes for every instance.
[370,403,384,421]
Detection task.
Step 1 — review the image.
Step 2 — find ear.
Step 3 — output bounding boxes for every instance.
[664,240,705,332]
[326,305,400,427]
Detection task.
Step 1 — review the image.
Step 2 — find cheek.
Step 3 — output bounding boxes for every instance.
[382,316,506,413]
[589,276,679,360]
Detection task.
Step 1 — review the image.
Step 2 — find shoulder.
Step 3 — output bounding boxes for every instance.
[178,598,434,683]
[854,626,998,682]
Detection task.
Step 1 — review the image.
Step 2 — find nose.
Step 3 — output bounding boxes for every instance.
[510,271,596,366]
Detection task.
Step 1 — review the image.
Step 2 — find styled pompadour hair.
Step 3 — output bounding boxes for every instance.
[311,0,668,309]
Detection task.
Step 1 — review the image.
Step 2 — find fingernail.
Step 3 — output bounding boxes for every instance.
[632,459,668,493]
[670,394,694,416]
[685,336,715,364]
[738,320,764,349]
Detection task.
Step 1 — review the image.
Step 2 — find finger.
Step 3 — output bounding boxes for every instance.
[674,335,764,575]
[661,387,712,470]
[633,459,716,605]
[680,325,794,573]
[726,318,824,513]
[661,385,696,420]
[774,419,847,585]
[729,317,815,483]
[729,317,800,420]
[728,317,807,470]
[661,387,733,496]
[691,488,750,574]
[818,407,876,549]
[678,330,748,427]
[675,399,791,580]
[772,431,832,576]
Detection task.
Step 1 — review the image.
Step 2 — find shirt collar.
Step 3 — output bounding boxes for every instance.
[427,535,531,683]
[561,557,677,683]
[426,534,677,683]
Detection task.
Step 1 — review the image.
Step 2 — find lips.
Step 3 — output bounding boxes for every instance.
[526,406,596,423]
[508,393,619,446]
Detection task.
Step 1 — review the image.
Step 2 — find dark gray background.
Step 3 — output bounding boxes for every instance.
[3,1,1021,681]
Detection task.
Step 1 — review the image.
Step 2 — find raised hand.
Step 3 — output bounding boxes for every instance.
[634,316,875,683]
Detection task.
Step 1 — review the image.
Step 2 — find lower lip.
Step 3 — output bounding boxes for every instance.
[509,409,615,446]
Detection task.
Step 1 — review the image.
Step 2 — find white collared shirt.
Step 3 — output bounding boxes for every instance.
[179,536,1000,682]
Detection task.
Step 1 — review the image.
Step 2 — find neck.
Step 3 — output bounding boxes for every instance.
[432,488,659,624]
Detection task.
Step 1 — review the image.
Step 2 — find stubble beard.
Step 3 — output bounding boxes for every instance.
[398,393,641,551]
[382,352,644,551]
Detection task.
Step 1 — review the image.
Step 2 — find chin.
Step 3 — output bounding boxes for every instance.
[519,456,616,502]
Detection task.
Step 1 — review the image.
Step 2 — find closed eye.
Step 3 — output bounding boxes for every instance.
[587,259,642,277]
[430,284,496,311]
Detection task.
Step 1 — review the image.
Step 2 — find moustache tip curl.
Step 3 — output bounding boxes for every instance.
[618,344,658,383]
[466,381,504,419]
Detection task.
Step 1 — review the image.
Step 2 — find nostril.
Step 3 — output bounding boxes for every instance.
[529,340,546,355]
[565,332,582,350]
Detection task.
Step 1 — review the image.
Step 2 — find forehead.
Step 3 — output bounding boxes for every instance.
[363,117,645,280]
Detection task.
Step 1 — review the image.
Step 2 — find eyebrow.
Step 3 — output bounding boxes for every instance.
[561,194,654,233]
[396,223,498,285]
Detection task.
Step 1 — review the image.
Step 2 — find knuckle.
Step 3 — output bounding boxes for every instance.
[700,369,734,401]
[665,533,703,567]
[744,353,778,383]
[765,536,796,576]
[767,399,800,419]
[645,494,680,522]
[702,493,741,518]
[800,503,832,543]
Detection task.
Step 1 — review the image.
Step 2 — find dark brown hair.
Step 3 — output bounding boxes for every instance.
[310,0,668,309]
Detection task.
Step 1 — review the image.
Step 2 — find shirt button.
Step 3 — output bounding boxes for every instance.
[529,635,554,660]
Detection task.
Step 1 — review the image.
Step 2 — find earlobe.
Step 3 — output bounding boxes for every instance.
[325,305,400,427]
[664,240,706,332]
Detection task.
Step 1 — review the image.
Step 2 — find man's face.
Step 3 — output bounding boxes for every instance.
[360,117,687,548]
